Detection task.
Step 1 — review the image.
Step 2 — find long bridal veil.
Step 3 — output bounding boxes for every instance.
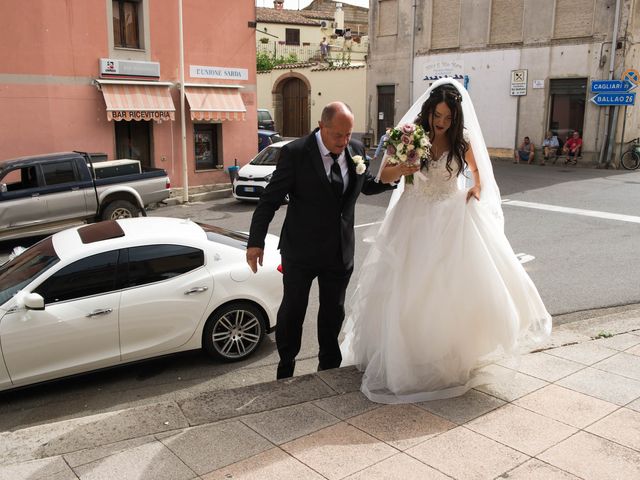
[381,78,504,228]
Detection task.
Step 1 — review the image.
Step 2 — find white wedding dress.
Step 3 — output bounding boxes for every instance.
[340,79,552,404]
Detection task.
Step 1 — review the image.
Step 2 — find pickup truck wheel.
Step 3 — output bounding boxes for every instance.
[102,200,140,221]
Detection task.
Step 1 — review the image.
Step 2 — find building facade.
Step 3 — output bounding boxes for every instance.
[0,0,259,192]
[368,0,640,164]
[256,1,369,139]
[257,63,367,137]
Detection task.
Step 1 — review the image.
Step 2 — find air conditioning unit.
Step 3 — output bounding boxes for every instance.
[320,20,329,29]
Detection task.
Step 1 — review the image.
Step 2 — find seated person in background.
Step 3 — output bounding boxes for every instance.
[514,136,535,164]
[541,131,560,165]
[563,130,583,165]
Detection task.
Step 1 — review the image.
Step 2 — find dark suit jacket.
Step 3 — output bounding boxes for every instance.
[248,130,394,269]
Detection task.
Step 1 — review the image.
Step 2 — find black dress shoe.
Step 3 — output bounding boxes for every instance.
[276,360,295,379]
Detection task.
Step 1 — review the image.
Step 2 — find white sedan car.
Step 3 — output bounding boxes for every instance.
[0,217,282,391]
[233,140,293,201]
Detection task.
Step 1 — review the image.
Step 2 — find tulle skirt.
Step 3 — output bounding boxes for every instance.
[340,188,552,404]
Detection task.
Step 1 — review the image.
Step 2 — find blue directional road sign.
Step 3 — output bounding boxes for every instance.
[590,92,636,106]
[590,79,636,93]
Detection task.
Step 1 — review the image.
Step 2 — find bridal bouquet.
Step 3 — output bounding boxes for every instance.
[383,123,431,184]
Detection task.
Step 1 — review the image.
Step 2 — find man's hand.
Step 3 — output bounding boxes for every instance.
[246,247,264,273]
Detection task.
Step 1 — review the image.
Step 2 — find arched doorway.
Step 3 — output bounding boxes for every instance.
[281,78,309,137]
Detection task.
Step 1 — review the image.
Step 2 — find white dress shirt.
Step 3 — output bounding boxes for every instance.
[315,130,349,193]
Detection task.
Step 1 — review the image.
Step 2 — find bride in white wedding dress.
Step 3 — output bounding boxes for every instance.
[340,79,552,404]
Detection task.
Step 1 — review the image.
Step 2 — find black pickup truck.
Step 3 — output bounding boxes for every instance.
[0,151,171,241]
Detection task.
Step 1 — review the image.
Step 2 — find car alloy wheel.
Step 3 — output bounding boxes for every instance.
[203,301,265,361]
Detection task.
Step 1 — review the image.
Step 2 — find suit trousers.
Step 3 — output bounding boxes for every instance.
[275,256,353,379]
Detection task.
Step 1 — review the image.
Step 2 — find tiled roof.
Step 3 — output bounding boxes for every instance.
[256,7,322,26]
[298,11,333,21]
[311,64,366,71]
[271,62,317,70]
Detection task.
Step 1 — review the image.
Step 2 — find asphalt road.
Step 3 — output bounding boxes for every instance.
[1,160,639,430]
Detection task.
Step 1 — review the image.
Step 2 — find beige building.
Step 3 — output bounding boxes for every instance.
[368,0,640,164]
[257,63,367,136]
[256,1,369,138]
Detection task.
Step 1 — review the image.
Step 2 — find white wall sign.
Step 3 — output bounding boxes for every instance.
[190,65,248,81]
[532,79,545,89]
[100,58,160,79]
[510,69,528,96]
[423,61,464,80]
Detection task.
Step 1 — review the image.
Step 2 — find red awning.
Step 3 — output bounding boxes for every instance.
[99,83,175,122]
[185,86,246,121]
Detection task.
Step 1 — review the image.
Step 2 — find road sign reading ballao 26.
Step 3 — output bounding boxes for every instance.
[590,72,637,106]
[590,92,636,106]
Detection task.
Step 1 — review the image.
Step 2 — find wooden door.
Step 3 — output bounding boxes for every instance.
[115,120,151,168]
[376,85,395,141]
[282,78,309,137]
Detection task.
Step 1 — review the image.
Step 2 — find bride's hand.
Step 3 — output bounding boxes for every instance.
[466,185,481,202]
[380,163,420,183]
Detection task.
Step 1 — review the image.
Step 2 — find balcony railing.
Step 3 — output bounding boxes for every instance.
[256,39,367,66]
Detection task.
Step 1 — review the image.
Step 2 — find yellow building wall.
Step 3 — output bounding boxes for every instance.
[257,65,367,135]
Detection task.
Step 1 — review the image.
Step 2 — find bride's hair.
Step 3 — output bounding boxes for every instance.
[416,84,468,177]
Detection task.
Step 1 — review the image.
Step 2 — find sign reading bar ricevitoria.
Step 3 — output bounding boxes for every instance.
[190,65,248,81]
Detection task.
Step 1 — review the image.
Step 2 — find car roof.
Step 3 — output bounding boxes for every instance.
[51,217,207,260]
[0,152,83,172]
[258,129,280,135]
[267,140,294,148]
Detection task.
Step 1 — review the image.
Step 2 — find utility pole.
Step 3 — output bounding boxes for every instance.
[599,0,622,167]
[179,0,189,202]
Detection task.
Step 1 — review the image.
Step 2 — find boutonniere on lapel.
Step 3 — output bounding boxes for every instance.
[352,155,366,175]
[347,147,366,175]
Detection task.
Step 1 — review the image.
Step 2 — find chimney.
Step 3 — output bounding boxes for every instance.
[334,2,344,31]
[274,0,284,10]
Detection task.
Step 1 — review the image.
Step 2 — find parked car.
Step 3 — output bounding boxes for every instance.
[233,140,293,201]
[258,129,283,152]
[0,217,282,391]
[0,152,171,241]
[257,108,275,131]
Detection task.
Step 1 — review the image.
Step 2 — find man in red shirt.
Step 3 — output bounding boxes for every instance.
[563,130,583,165]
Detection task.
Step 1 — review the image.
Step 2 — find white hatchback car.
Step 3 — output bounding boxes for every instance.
[233,140,293,201]
[0,217,282,391]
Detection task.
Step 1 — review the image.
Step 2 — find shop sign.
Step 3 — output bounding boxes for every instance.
[110,111,173,120]
[190,65,248,80]
[100,59,160,79]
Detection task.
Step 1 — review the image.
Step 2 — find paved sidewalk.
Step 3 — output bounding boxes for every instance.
[1,309,640,480]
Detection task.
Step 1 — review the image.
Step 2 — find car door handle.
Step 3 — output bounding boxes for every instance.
[86,308,113,318]
[184,286,208,295]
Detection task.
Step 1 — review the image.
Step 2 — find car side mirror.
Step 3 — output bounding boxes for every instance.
[0,183,6,193]
[24,293,45,311]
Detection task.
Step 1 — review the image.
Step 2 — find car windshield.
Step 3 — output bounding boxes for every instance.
[197,223,249,249]
[250,147,280,166]
[0,237,60,305]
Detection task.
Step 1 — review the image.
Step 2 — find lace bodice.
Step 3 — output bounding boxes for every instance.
[404,151,460,202]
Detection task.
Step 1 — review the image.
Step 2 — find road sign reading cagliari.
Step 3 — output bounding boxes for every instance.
[590,70,638,106]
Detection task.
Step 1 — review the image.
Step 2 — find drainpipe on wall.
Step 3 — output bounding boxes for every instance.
[599,0,622,167]
[179,0,189,202]
[409,1,417,105]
